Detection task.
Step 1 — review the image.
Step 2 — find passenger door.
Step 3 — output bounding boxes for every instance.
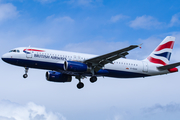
[142,61,148,72]
[26,47,32,58]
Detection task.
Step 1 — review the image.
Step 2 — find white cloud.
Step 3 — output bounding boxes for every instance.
[143,103,180,113]
[108,102,180,120]
[0,3,18,22]
[169,13,180,27]
[110,14,129,23]
[0,14,75,50]
[129,15,163,29]
[141,103,180,120]
[0,100,66,120]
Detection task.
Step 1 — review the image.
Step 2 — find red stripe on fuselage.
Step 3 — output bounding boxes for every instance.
[23,49,45,52]
[155,41,174,52]
[147,56,167,65]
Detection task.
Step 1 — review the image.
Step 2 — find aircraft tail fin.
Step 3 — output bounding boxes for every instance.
[146,36,175,66]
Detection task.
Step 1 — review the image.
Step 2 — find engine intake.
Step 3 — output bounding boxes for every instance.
[46,71,72,82]
[64,61,88,72]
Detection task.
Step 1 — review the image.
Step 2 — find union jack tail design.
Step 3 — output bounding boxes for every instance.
[146,36,175,65]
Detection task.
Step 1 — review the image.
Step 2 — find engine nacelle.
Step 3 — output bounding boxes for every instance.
[46,71,72,82]
[64,61,88,72]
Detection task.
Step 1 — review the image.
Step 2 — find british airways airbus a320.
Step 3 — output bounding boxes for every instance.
[2,36,180,89]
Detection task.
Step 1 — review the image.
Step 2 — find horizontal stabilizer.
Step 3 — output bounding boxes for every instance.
[157,62,180,70]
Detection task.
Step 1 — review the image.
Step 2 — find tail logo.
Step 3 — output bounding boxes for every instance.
[155,41,174,52]
[147,36,175,65]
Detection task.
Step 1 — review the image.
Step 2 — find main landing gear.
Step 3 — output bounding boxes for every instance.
[75,75,98,89]
[23,67,29,78]
[90,76,97,83]
[76,76,84,89]
[77,82,84,89]
[89,67,97,83]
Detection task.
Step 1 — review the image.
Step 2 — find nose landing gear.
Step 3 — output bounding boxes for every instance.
[23,67,29,78]
[23,74,28,78]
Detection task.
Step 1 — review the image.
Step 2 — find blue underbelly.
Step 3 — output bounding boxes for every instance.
[3,58,150,78]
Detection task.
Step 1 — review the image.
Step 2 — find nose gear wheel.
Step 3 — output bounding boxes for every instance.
[23,67,29,78]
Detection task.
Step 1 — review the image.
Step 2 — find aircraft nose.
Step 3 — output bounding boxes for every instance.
[1,53,8,62]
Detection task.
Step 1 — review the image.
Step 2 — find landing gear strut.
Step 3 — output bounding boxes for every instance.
[90,67,97,83]
[23,67,29,78]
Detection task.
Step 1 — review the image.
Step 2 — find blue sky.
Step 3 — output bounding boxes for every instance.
[1,0,180,120]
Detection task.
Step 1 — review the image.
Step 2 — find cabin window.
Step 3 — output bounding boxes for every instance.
[9,49,20,53]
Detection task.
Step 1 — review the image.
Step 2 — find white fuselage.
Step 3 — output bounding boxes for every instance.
[2,47,170,78]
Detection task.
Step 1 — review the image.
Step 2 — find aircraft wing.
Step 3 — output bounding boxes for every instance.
[157,62,180,70]
[84,44,141,72]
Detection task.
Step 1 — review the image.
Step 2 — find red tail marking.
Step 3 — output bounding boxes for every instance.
[155,41,174,52]
[147,56,167,65]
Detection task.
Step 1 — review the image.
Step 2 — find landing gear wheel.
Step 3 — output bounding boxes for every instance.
[23,67,29,78]
[23,74,28,78]
[90,76,97,83]
[77,82,84,89]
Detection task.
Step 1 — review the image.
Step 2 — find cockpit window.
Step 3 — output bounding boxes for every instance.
[9,49,20,53]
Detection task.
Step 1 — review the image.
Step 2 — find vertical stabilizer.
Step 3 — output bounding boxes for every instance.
[145,36,175,65]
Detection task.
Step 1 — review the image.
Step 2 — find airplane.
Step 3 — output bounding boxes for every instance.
[2,36,180,89]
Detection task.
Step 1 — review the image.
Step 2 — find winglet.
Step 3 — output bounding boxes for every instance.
[138,43,143,49]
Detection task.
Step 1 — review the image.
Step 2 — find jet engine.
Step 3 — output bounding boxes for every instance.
[64,61,89,72]
[46,71,72,82]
